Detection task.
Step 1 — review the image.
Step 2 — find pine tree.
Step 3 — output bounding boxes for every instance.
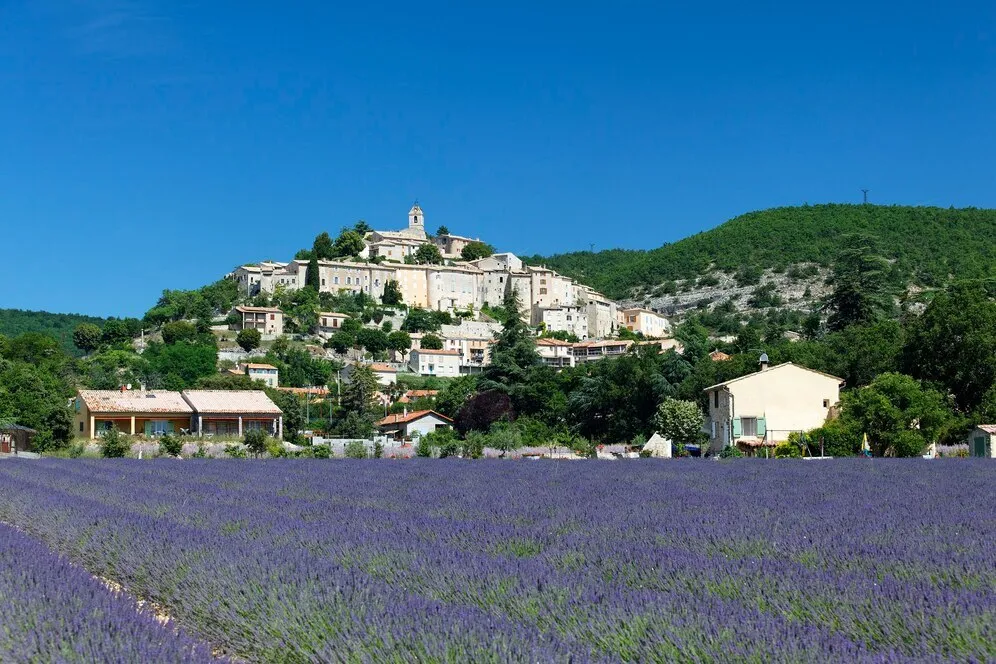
[478,289,538,394]
[824,234,894,332]
[342,364,380,414]
[306,257,320,290]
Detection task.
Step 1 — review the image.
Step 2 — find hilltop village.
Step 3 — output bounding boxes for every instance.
[230,204,674,373]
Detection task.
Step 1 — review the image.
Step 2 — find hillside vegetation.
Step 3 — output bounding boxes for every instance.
[0,309,107,356]
[526,204,996,299]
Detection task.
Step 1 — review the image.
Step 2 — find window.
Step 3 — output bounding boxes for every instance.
[334,276,339,285]
[540,288,547,295]
[333,319,339,328]
[741,417,758,438]
[346,277,352,285]
[713,391,719,408]
[322,279,326,286]
[823,399,831,408]
[711,421,717,439]
[79,421,84,433]
[269,314,275,320]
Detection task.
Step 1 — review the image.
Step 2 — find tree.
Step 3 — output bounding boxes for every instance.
[838,373,954,457]
[143,342,218,389]
[236,328,262,353]
[313,232,335,260]
[381,280,403,306]
[824,234,894,331]
[356,328,389,355]
[455,391,513,435]
[387,331,412,356]
[100,429,129,458]
[435,375,477,418]
[460,241,495,261]
[902,283,996,413]
[327,331,355,355]
[342,364,380,414]
[161,321,197,345]
[435,225,450,237]
[244,428,267,458]
[158,433,183,457]
[414,244,443,265]
[654,398,704,447]
[353,220,372,235]
[306,256,320,290]
[421,333,443,350]
[332,230,366,258]
[477,290,538,398]
[73,323,102,354]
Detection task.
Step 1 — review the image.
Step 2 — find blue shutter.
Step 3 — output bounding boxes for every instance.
[757,417,767,437]
[144,421,153,436]
[732,418,742,438]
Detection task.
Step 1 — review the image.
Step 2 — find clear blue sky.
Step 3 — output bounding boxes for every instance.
[3,2,996,317]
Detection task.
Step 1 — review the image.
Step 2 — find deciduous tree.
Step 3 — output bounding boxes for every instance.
[73,323,102,354]
[236,328,261,353]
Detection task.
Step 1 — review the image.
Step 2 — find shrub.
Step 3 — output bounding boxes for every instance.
[313,444,331,459]
[719,445,744,458]
[192,443,208,458]
[415,437,433,458]
[225,444,248,459]
[158,433,183,458]
[67,442,86,459]
[774,441,803,458]
[244,428,267,458]
[100,429,129,458]
[373,441,383,458]
[344,440,368,459]
[266,440,288,458]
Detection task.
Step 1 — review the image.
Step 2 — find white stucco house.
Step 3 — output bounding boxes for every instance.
[704,356,844,456]
[408,349,462,378]
[376,410,452,441]
[967,425,996,458]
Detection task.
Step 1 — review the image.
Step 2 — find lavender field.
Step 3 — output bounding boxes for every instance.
[0,460,992,662]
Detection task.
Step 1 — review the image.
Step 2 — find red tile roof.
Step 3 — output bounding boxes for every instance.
[78,390,193,414]
[181,390,282,415]
[376,410,453,426]
[414,349,461,356]
[246,363,278,370]
[369,363,398,373]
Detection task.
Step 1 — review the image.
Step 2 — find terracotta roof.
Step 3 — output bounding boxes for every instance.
[376,410,453,426]
[414,349,461,356]
[79,390,194,414]
[709,350,732,361]
[704,363,845,391]
[181,390,282,414]
[246,363,278,370]
[235,305,282,314]
[318,312,351,318]
[405,389,439,398]
[369,363,398,373]
[975,424,996,434]
[536,338,574,347]
[276,386,329,396]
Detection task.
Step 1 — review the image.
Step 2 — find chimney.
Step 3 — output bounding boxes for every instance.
[403,407,408,418]
[759,353,769,372]
[120,385,126,393]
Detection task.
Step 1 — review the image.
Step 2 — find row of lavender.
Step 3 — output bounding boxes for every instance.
[0,522,215,663]
[0,460,992,662]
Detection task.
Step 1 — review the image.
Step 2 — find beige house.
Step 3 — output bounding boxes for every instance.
[704,358,843,455]
[182,390,283,438]
[74,389,194,439]
[245,363,279,388]
[432,233,479,259]
[317,312,350,337]
[621,308,670,338]
[409,349,462,377]
[235,305,284,337]
[539,305,589,340]
[536,338,575,368]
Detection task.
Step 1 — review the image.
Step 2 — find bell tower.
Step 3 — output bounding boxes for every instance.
[407,202,426,238]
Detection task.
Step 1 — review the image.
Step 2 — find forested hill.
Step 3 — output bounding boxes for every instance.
[0,309,107,356]
[525,204,996,299]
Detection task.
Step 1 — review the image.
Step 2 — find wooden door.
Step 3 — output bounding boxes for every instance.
[974,436,986,458]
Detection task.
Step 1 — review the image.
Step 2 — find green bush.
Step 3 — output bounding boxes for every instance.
[312,444,331,459]
[67,442,86,458]
[158,433,183,458]
[100,429,129,458]
[243,428,267,458]
[344,440,368,459]
[266,440,288,458]
[373,441,383,458]
[415,436,433,458]
[192,443,208,458]
[774,441,803,458]
[224,444,248,459]
[718,445,743,458]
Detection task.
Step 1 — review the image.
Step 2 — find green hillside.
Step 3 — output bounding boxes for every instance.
[525,204,996,299]
[0,309,107,356]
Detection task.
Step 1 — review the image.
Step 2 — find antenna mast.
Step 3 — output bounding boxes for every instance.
[861,189,870,204]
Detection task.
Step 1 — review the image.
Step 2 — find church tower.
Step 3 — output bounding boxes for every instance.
[406,202,426,238]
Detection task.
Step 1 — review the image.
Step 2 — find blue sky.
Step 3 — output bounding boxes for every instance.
[2,1,995,317]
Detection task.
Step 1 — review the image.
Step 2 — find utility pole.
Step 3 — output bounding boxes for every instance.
[589,243,595,253]
[861,189,869,204]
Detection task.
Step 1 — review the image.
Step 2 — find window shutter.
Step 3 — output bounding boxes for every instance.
[757,417,767,437]
[732,418,742,438]
[167,421,175,433]
[144,421,153,436]
[711,421,716,438]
